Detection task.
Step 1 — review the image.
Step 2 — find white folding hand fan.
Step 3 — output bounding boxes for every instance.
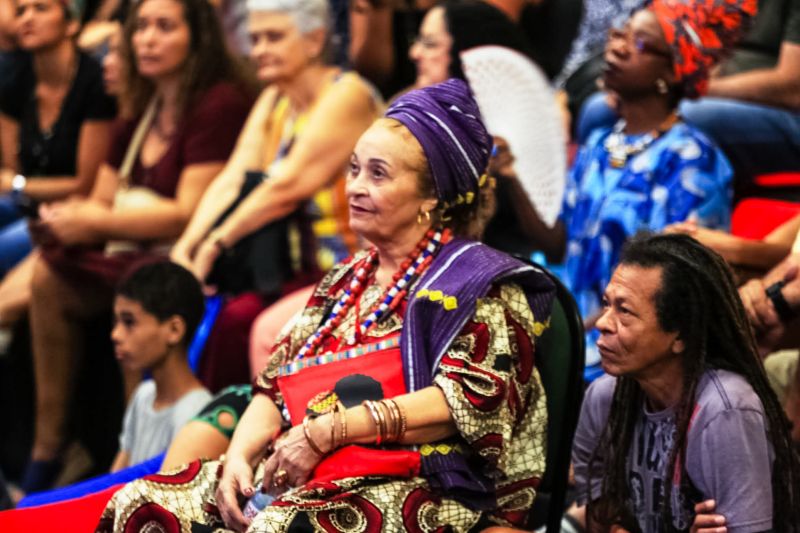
[461,45,567,228]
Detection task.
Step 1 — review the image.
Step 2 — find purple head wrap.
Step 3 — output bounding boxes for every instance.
[385,79,492,208]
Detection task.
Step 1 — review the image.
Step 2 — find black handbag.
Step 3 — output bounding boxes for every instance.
[205,171,296,296]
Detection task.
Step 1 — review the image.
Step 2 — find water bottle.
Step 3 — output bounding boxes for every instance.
[242,482,275,520]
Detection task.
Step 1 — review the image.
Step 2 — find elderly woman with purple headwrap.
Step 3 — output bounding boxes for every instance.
[96,79,555,533]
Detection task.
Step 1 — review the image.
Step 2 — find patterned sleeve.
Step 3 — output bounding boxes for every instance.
[656,129,734,230]
[433,283,548,481]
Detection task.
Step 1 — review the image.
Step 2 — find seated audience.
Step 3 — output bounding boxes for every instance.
[408,0,531,90]
[525,0,747,342]
[245,0,543,386]
[409,0,552,259]
[578,0,799,196]
[738,244,800,445]
[110,261,212,472]
[170,0,380,391]
[97,79,555,533]
[347,0,436,98]
[22,0,253,493]
[573,233,800,531]
[0,0,116,277]
[0,17,124,354]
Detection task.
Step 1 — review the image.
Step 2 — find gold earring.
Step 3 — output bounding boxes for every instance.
[596,77,606,91]
[656,78,669,95]
[417,209,431,225]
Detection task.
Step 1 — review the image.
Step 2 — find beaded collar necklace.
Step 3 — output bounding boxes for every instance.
[296,228,451,359]
[603,112,680,168]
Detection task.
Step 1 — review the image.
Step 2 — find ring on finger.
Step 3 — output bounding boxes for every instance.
[273,469,289,487]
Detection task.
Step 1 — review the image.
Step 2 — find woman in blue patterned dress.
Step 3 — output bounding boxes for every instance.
[528,0,756,364]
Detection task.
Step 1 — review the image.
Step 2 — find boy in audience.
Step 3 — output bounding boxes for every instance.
[109,262,212,472]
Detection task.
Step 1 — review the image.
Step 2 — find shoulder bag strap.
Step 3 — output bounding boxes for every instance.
[118,98,159,189]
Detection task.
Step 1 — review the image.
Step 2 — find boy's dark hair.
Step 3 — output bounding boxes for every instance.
[116,261,205,348]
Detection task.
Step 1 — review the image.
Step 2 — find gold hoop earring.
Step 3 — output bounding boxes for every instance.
[417,209,431,225]
[656,78,669,95]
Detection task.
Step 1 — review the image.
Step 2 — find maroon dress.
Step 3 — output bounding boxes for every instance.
[41,82,253,288]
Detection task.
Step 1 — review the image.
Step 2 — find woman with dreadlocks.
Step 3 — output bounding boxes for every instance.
[571,232,800,532]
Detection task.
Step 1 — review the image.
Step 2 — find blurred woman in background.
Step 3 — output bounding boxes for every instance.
[22,0,254,493]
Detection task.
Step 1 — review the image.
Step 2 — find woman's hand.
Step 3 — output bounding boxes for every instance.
[215,454,256,532]
[690,500,727,533]
[665,221,742,262]
[261,419,329,491]
[488,136,516,178]
[170,239,195,272]
[190,237,222,294]
[38,200,108,246]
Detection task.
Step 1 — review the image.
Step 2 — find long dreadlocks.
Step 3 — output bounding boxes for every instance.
[587,232,800,532]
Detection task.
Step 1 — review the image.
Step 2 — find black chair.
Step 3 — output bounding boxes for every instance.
[527,261,586,532]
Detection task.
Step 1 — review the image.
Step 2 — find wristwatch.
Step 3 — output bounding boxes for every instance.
[11,174,26,194]
[765,280,798,322]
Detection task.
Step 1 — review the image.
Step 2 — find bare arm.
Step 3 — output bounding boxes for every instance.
[0,0,14,50]
[490,139,567,261]
[667,214,800,271]
[171,88,277,260]
[500,175,567,262]
[95,161,223,241]
[215,394,283,530]
[191,76,377,287]
[110,450,130,473]
[7,120,114,200]
[212,76,377,247]
[307,386,456,450]
[708,42,800,111]
[40,160,222,245]
[349,0,396,87]
[0,113,18,171]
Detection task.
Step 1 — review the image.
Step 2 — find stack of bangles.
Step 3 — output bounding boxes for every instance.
[362,399,407,445]
[302,400,349,456]
[302,399,408,454]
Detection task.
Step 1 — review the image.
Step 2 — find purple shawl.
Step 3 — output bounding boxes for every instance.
[401,239,555,510]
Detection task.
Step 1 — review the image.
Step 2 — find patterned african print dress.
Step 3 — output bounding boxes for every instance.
[562,121,732,326]
[97,246,552,532]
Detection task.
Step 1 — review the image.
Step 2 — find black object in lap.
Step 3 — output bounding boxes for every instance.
[205,171,298,297]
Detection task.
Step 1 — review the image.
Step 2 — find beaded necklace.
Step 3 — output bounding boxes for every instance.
[603,112,680,168]
[296,228,450,359]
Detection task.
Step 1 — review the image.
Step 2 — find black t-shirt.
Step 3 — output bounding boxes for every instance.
[721,0,800,74]
[520,0,583,81]
[0,51,117,177]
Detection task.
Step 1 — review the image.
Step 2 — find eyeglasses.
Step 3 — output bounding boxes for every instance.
[412,35,449,51]
[608,27,672,59]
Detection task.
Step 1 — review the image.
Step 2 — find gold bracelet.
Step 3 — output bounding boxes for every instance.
[378,400,395,442]
[330,407,338,450]
[362,400,384,445]
[374,399,388,444]
[383,399,401,442]
[387,398,407,442]
[302,415,326,456]
[336,401,347,446]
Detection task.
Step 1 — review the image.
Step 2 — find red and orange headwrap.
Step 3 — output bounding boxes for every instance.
[650,0,757,98]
